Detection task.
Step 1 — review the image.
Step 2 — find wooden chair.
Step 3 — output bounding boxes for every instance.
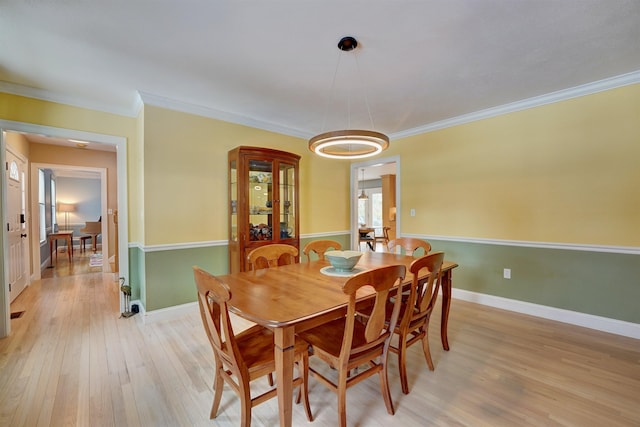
[386,237,431,256]
[246,244,298,271]
[302,239,342,261]
[193,266,313,426]
[392,252,445,394]
[246,243,298,386]
[297,264,406,427]
[374,226,391,249]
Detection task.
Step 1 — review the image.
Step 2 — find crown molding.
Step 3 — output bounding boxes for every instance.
[3,70,639,136]
[390,70,640,140]
[137,91,309,139]
[0,80,140,117]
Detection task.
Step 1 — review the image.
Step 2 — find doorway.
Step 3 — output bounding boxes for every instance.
[1,121,129,338]
[351,155,400,251]
[32,163,108,278]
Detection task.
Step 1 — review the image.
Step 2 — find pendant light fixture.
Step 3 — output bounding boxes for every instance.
[358,168,369,200]
[309,36,389,160]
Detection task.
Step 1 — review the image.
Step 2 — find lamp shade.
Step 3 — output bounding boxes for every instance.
[58,203,76,213]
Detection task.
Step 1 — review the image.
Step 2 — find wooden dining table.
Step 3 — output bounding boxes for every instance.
[217,251,458,427]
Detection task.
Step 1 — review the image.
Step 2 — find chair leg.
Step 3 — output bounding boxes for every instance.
[421,327,435,371]
[379,359,395,416]
[240,380,252,427]
[297,354,313,422]
[268,373,274,386]
[210,370,224,419]
[337,368,349,427]
[397,335,410,395]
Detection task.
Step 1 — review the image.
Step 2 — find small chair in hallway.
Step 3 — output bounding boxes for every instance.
[374,226,391,249]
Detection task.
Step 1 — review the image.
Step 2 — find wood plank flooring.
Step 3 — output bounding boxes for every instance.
[1,264,639,426]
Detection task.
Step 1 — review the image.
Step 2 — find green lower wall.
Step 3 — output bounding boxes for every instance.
[428,239,640,323]
[129,236,639,324]
[128,244,227,311]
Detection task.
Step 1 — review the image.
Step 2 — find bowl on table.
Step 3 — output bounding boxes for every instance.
[325,250,363,272]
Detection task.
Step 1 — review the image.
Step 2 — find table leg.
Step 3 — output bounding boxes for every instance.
[440,270,452,351]
[274,327,295,427]
[49,238,54,267]
[67,236,72,262]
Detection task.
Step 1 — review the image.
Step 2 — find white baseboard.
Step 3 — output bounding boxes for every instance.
[137,300,197,324]
[138,291,640,340]
[452,289,640,340]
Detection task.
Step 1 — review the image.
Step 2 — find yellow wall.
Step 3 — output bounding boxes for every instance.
[397,84,640,246]
[2,84,638,248]
[141,105,350,245]
[0,92,139,241]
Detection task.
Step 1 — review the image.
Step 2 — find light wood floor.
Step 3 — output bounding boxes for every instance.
[1,268,639,426]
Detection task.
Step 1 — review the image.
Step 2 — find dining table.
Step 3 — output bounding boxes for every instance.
[48,230,74,266]
[358,227,375,250]
[216,251,458,427]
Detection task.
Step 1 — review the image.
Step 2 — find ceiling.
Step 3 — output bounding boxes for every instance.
[2,1,640,143]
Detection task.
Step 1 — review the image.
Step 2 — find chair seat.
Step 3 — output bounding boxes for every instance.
[236,324,309,373]
[300,318,383,365]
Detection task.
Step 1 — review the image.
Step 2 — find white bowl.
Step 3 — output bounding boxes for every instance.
[325,250,363,272]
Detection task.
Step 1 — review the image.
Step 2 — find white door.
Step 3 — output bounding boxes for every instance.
[6,149,29,303]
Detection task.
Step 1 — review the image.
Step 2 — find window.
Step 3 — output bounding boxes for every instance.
[51,179,57,231]
[39,169,46,242]
[357,187,383,234]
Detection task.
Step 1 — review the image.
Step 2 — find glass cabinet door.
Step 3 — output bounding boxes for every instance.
[279,162,296,239]
[248,159,274,242]
[230,160,238,242]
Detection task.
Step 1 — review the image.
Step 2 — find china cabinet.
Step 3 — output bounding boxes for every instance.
[228,146,300,273]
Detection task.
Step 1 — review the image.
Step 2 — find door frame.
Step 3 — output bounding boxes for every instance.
[30,163,108,275]
[350,155,400,250]
[0,121,128,338]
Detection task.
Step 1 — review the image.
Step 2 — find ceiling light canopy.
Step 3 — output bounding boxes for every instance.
[309,36,389,160]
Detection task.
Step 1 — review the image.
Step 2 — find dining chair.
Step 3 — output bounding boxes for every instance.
[297,264,406,427]
[193,266,313,426]
[393,251,445,394]
[386,237,431,256]
[374,226,391,249]
[246,243,298,271]
[302,239,342,261]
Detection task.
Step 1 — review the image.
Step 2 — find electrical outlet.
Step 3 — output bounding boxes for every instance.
[503,268,511,279]
[410,208,416,217]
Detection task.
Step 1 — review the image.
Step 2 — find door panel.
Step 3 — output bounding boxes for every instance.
[6,149,28,303]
